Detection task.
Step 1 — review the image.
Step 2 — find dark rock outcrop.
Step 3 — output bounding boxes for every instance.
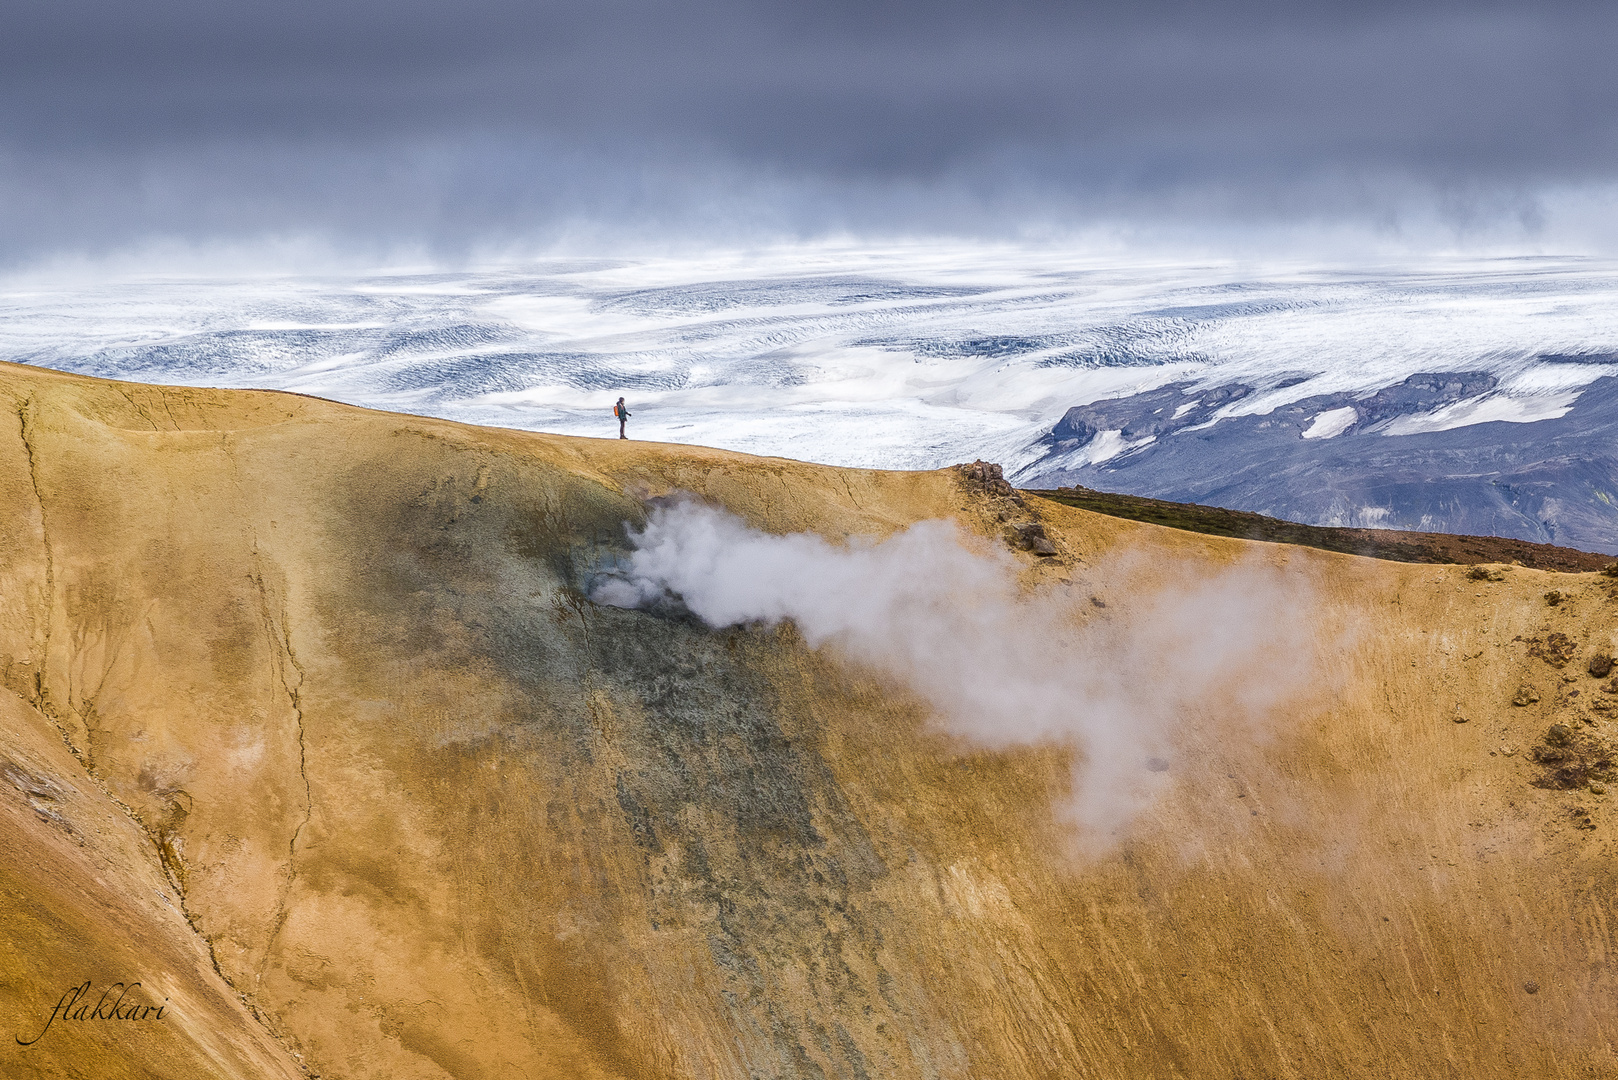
[1022,372,1618,554]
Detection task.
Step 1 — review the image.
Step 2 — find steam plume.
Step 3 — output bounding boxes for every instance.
[593,499,1316,840]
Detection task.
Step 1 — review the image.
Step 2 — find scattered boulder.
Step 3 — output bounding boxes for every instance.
[1514,685,1541,706]
[960,460,1003,483]
[1604,562,1618,578]
[1467,565,1506,582]
[1545,590,1567,607]
[1590,653,1615,679]
[1529,725,1617,790]
[957,461,1051,551]
[1571,806,1597,830]
[1522,633,1578,668]
[955,460,1018,498]
[1010,522,1058,556]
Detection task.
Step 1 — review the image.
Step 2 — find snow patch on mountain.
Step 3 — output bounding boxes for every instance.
[1301,407,1358,440]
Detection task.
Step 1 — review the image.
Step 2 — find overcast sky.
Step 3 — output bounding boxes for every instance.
[3,0,1616,263]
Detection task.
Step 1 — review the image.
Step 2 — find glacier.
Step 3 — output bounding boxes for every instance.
[5,247,1618,550]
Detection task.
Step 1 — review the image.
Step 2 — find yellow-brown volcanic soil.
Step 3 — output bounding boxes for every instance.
[3,359,1618,1079]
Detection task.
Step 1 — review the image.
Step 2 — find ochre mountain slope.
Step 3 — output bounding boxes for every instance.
[2,359,1617,1079]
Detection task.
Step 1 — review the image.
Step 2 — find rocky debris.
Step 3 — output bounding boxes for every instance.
[1571,806,1597,830]
[1011,522,1058,556]
[1605,562,1618,577]
[1593,781,1609,795]
[955,460,1019,500]
[1514,685,1542,706]
[1520,633,1578,668]
[1590,653,1615,679]
[1529,725,1617,790]
[1467,565,1507,582]
[954,460,1066,558]
[1545,590,1567,607]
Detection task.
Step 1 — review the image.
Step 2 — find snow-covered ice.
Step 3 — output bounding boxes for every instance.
[5,248,1618,481]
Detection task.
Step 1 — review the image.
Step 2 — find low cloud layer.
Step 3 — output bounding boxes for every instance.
[4,1,1618,261]
[593,500,1319,841]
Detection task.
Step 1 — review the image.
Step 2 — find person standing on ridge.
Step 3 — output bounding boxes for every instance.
[613,397,631,439]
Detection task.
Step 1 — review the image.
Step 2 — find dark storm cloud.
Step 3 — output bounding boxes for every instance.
[2,0,1616,257]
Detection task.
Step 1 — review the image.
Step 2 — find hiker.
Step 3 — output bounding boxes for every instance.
[613,397,631,439]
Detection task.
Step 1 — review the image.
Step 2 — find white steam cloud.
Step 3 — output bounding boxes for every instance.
[593,499,1318,841]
